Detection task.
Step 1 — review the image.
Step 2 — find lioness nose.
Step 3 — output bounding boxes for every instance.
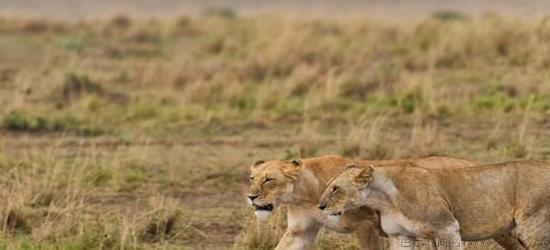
[318,203,327,210]
[247,194,259,201]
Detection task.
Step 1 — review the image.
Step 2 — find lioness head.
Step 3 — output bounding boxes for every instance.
[245,158,303,221]
[318,165,374,217]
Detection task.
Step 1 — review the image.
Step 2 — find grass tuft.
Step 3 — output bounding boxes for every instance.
[3,209,32,234]
[432,10,468,22]
[202,7,238,19]
[139,210,180,243]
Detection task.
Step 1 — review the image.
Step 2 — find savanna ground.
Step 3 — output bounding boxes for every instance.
[1,9,550,249]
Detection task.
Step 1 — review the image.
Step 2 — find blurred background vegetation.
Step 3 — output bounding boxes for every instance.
[1,13,550,139]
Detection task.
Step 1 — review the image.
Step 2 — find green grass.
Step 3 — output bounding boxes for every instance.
[1,15,550,137]
[0,14,549,249]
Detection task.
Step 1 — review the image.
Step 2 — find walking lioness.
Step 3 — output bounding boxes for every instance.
[319,161,550,250]
[245,155,520,250]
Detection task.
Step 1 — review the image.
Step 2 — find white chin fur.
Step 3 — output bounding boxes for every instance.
[254,210,272,221]
[327,214,341,222]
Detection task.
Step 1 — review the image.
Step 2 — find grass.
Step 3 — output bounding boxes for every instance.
[0,13,549,249]
[2,14,550,136]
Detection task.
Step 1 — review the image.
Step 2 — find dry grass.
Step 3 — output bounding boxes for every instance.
[0,13,549,249]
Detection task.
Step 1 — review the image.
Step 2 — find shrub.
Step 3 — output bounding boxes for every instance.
[62,72,104,102]
[2,111,31,131]
[202,7,237,19]
[432,10,468,22]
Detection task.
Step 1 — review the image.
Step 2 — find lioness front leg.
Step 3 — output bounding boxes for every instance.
[275,208,321,250]
[493,233,526,250]
[356,220,382,250]
[389,235,417,250]
[434,224,463,250]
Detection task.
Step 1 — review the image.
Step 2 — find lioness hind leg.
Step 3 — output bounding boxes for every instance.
[356,220,382,250]
[493,233,526,250]
[515,211,550,250]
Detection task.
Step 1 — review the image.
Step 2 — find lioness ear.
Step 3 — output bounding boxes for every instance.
[253,160,265,166]
[251,160,265,168]
[353,165,374,186]
[291,158,302,166]
[283,158,302,179]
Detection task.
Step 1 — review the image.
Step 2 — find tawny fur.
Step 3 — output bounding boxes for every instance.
[246,155,522,250]
[320,161,549,250]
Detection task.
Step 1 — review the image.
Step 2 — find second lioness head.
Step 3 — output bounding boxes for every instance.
[318,165,375,217]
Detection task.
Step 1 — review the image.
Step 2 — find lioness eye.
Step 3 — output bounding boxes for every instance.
[264,178,273,183]
[331,186,339,193]
[249,176,254,181]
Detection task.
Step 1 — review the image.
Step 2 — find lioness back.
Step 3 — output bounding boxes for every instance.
[441,161,550,242]
[357,156,475,169]
[302,154,353,183]
[387,160,550,241]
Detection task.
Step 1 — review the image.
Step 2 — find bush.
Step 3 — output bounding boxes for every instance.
[1,111,105,136]
[202,7,237,19]
[62,72,104,103]
[432,10,468,22]
[2,111,31,130]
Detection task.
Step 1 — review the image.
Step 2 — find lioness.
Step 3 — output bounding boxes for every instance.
[319,161,550,250]
[245,155,519,250]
